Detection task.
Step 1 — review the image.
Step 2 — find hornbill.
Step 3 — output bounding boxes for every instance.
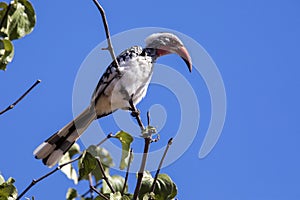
[34,32,192,167]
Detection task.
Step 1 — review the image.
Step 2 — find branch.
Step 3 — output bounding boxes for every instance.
[130,108,154,199]
[17,155,81,200]
[0,79,41,115]
[150,138,173,193]
[91,0,121,74]
[147,111,151,126]
[81,181,102,198]
[88,174,95,199]
[95,157,115,193]
[96,132,113,146]
[132,137,151,200]
[121,148,133,196]
[90,184,109,200]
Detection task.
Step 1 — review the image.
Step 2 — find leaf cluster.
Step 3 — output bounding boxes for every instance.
[0,130,177,200]
[0,175,17,200]
[62,131,178,200]
[0,0,36,71]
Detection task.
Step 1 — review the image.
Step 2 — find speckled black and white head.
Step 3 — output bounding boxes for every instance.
[145,32,192,72]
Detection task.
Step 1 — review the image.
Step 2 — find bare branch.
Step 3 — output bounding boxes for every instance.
[95,157,115,193]
[81,181,102,198]
[96,132,113,146]
[132,137,151,200]
[150,138,173,194]
[17,155,81,200]
[88,174,95,199]
[90,184,109,200]
[121,148,133,195]
[147,111,151,126]
[0,79,41,115]
[91,0,121,75]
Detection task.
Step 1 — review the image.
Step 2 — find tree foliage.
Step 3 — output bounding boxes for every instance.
[60,140,177,200]
[0,0,36,71]
[0,175,18,199]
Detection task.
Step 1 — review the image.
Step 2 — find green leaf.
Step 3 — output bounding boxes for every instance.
[0,38,14,70]
[120,195,131,200]
[68,143,81,158]
[78,151,97,181]
[95,194,131,200]
[87,145,114,168]
[82,198,93,200]
[78,145,114,182]
[59,143,80,184]
[142,192,155,200]
[94,195,109,200]
[110,192,122,200]
[102,175,125,194]
[0,0,36,40]
[112,131,133,170]
[139,171,153,199]
[0,177,18,199]
[0,3,8,21]
[66,188,78,200]
[0,175,4,185]
[139,172,177,200]
[154,174,177,200]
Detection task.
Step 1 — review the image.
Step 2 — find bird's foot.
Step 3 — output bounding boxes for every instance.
[131,109,140,118]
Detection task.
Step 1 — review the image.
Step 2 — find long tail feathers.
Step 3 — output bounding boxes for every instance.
[34,107,96,167]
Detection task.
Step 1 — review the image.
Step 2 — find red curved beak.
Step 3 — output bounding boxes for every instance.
[156,46,192,72]
[177,46,192,72]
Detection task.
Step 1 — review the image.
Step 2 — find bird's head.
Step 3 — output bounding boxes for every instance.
[145,32,192,72]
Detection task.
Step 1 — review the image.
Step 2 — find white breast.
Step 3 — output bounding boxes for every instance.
[95,55,154,115]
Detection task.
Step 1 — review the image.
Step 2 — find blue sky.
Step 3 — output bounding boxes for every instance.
[1,0,300,199]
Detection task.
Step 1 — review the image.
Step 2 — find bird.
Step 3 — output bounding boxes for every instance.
[33,32,192,167]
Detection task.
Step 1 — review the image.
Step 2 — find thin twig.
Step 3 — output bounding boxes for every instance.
[129,97,145,130]
[95,157,115,193]
[90,185,109,200]
[81,181,102,198]
[16,155,81,200]
[0,79,41,115]
[147,111,150,126]
[96,133,113,146]
[132,137,151,200]
[91,0,121,75]
[88,174,95,199]
[150,138,173,194]
[121,148,133,196]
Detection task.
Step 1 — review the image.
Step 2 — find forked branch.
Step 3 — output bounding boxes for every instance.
[95,157,115,193]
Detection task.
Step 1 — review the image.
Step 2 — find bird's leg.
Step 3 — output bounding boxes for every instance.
[129,95,144,130]
[128,95,139,117]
